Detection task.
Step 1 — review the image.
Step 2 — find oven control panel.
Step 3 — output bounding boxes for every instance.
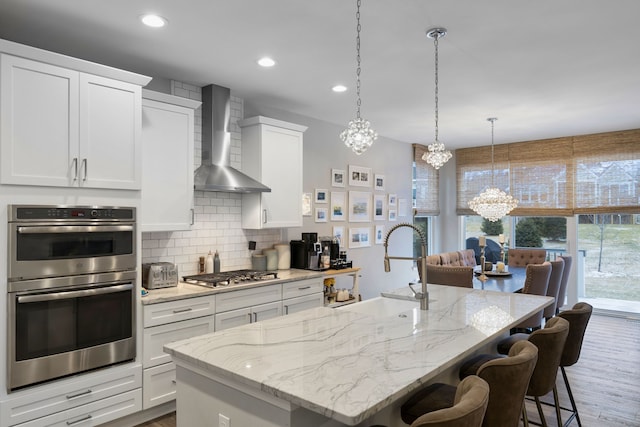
[9,205,135,221]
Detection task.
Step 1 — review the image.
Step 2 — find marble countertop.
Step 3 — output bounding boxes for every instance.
[141,268,324,305]
[164,284,553,425]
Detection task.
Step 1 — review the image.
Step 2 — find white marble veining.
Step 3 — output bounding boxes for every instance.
[165,285,553,425]
[142,268,323,304]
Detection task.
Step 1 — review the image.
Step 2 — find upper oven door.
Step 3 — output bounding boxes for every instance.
[8,222,136,281]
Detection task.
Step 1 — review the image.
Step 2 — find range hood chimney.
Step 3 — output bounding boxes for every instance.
[194,84,270,193]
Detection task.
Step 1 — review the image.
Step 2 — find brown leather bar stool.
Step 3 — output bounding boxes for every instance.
[556,302,593,426]
[403,340,538,427]
[544,258,565,321]
[494,317,570,426]
[370,375,489,427]
[556,255,573,314]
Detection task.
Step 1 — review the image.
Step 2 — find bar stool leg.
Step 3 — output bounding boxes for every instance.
[534,396,548,427]
[553,385,563,427]
[561,366,582,427]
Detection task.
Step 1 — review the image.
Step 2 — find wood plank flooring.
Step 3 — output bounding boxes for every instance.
[136,313,640,427]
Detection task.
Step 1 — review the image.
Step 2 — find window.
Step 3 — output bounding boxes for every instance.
[412,144,438,258]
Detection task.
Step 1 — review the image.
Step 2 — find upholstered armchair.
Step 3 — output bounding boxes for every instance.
[507,248,547,267]
[457,249,477,267]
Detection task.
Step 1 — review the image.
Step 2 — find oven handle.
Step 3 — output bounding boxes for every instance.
[17,284,134,303]
[17,225,134,234]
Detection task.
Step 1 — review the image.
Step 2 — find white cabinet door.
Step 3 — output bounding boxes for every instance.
[0,54,79,186]
[143,316,214,368]
[240,117,307,229]
[215,306,251,331]
[283,293,324,315]
[143,362,177,410]
[79,73,141,189]
[141,92,198,231]
[0,54,143,190]
[251,300,283,323]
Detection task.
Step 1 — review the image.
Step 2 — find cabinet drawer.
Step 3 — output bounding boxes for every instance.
[143,363,176,409]
[0,364,141,426]
[143,316,214,368]
[15,389,141,427]
[283,293,324,315]
[216,284,281,313]
[143,295,216,327]
[214,307,251,331]
[282,278,323,299]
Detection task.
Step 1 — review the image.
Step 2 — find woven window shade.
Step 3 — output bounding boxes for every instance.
[413,144,440,216]
[573,129,640,214]
[456,144,509,216]
[508,138,574,216]
[456,128,640,217]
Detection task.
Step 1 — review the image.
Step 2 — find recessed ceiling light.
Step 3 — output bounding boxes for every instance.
[257,57,276,67]
[140,14,167,28]
[332,85,348,93]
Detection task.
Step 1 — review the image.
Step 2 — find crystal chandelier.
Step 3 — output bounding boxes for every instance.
[422,28,452,170]
[340,0,377,155]
[468,118,518,222]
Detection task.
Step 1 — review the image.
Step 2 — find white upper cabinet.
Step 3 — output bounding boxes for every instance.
[239,116,307,229]
[0,43,150,190]
[141,90,200,232]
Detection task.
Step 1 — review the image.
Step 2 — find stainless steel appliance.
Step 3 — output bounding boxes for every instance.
[182,270,278,288]
[7,205,136,391]
[142,262,178,289]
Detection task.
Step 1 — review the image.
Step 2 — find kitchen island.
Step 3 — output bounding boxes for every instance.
[164,284,552,426]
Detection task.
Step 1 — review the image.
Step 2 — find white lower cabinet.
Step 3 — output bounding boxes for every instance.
[141,295,216,410]
[214,284,283,331]
[283,293,324,315]
[282,278,324,315]
[214,300,282,331]
[0,364,141,427]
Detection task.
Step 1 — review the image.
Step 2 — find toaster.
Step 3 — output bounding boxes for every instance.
[142,262,178,289]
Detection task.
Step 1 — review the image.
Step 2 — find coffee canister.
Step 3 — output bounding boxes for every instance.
[251,254,267,271]
[274,244,290,270]
[264,248,278,271]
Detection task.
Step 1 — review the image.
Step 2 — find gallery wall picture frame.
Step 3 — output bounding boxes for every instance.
[373,194,385,221]
[388,209,397,221]
[330,191,346,221]
[333,226,345,246]
[374,174,385,191]
[349,227,371,248]
[348,165,372,187]
[331,169,345,187]
[375,224,385,245]
[348,191,372,222]
[315,189,328,203]
[302,192,312,216]
[315,207,328,223]
[388,193,397,207]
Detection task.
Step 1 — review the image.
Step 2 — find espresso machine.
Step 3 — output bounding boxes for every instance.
[290,232,321,269]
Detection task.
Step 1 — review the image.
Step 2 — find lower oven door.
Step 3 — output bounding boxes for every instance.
[8,272,136,391]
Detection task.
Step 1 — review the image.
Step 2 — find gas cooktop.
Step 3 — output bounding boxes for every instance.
[182,270,278,288]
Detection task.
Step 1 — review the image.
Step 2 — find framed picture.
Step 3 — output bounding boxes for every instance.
[349,227,371,248]
[302,192,312,216]
[331,169,345,187]
[315,207,328,223]
[373,194,385,221]
[388,209,397,221]
[374,174,385,191]
[388,193,397,207]
[348,165,372,187]
[348,191,371,222]
[333,226,345,246]
[315,189,328,203]
[330,192,346,221]
[375,225,385,245]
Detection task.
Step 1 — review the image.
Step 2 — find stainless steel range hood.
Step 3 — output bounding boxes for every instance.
[194,84,270,193]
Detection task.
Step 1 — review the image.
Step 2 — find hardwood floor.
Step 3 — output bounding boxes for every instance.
[136,313,640,427]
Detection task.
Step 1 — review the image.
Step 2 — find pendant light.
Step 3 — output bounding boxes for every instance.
[468,118,519,221]
[340,0,377,155]
[422,28,452,170]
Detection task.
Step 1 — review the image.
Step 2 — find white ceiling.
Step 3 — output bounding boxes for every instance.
[1,0,639,149]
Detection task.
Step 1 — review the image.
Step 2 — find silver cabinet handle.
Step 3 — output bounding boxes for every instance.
[248,313,253,323]
[298,286,311,290]
[66,389,92,399]
[172,307,192,314]
[284,305,289,315]
[82,158,88,181]
[262,209,267,224]
[190,208,195,225]
[253,312,258,322]
[66,414,92,425]
[72,158,78,181]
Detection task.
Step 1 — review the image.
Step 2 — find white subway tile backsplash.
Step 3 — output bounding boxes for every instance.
[141,81,283,276]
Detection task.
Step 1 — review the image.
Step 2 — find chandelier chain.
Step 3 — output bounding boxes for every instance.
[489,117,496,186]
[355,0,362,118]
[434,33,439,143]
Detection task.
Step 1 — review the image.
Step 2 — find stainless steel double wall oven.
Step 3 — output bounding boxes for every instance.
[7,205,137,391]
